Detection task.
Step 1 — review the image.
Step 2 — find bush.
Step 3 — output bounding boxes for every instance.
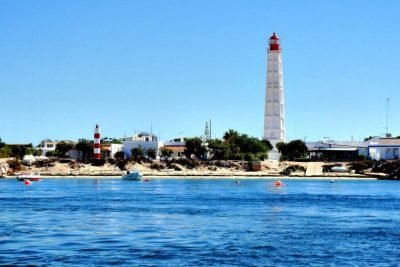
[348,160,375,174]
[46,150,59,157]
[7,159,22,171]
[150,162,165,170]
[92,158,106,166]
[107,158,117,165]
[116,159,128,170]
[169,163,183,171]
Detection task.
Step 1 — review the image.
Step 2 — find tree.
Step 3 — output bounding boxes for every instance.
[46,150,59,157]
[185,137,206,159]
[0,146,11,158]
[208,132,268,161]
[160,147,174,158]
[275,142,287,153]
[0,139,11,158]
[146,148,157,159]
[114,151,125,160]
[276,140,308,161]
[33,149,43,157]
[262,139,273,150]
[75,139,93,163]
[223,129,240,143]
[10,144,33,159]
[131,146,144,163]
[56,141,74,157]
[364,136,375,142]
[0,138,5,149]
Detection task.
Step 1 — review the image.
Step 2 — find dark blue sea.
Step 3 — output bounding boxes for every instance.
[1,178,399,266]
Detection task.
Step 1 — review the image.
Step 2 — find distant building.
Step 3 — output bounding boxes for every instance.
[36,140,57,156]
[307,140,367,161]
[122,132,163,158]
[162,137,186,158]
[365,137,400,160]
[101,143,123,158]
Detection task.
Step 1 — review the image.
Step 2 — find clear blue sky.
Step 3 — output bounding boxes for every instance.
[1,0,399,145]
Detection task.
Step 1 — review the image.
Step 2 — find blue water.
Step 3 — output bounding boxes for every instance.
[0,178,399,266]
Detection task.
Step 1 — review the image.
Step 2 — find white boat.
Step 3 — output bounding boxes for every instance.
[122,170,143,181]
[16,172,42,181]
[330,166,348,173]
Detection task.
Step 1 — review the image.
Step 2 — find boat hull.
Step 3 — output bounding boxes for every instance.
[16,176,42,181]
[122,172,143,181]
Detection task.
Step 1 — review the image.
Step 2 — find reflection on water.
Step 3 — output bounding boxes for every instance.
[0,178,399,266]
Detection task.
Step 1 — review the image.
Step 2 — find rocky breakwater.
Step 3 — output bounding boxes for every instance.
[0,163,9,177]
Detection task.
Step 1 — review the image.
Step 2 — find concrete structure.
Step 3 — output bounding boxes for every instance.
[264,32,285,160]
[366,137,400,160]
[93,124,101,159]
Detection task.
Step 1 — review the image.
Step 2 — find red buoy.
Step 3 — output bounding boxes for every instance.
[275,180,282,187]
[24,179,31,185]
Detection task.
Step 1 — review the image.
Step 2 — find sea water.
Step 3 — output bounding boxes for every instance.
[0,178,399,266]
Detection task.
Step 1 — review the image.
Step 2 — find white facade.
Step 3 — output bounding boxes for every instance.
[366,138,400,160]
[109,144,123,158]
[123,141,163,158]
[264,32,285,148]
[36,140,57,156]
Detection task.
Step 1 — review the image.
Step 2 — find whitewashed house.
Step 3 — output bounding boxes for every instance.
[366,137,400,160]
[36,140,57,156]
[122,132,163,158]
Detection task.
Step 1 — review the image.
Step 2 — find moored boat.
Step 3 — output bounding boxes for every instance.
[330,166,348,173]
[122,170,143,181]
[16,173,42,181]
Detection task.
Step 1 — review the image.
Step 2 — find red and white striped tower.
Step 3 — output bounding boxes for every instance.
[93,124,101,159]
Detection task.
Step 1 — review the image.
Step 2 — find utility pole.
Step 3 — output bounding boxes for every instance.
[386,98,390,137]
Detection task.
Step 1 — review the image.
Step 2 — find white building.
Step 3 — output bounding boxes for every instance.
[366,137,400,160]
[264,32,285,160]
[36,140,57,156]
[162,137,186,158]
[122,132,163,158]
[307,140,367,161]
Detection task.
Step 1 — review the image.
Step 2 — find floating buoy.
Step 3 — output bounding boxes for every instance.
[330,179,334,183]
[275,180,282,187]
[235,180,240,184]
[24,179,31,185]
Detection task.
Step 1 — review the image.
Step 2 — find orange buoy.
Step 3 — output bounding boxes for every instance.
[24,179,31,185]
[275,180,282,187]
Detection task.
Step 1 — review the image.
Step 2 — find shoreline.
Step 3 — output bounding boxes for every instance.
[1,173,378,180]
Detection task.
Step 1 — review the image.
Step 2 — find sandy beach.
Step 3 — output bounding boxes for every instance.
[0,159,379,180]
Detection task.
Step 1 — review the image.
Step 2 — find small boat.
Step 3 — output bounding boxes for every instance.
[122,170,143,181]
[330,166,348,173]
[16,173,42,181]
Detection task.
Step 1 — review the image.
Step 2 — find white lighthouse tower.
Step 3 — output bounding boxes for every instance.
[264,32,285,159]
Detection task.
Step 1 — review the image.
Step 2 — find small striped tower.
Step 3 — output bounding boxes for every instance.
[93,124,101,159]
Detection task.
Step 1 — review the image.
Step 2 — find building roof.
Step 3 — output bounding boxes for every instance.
[309,147,358,152]
[306,140,367,150]
[367,138,400,146]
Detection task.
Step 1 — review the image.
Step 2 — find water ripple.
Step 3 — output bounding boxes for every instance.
[0,178,400,266]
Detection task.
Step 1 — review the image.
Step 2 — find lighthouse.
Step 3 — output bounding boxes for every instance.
[94,124,101,159]
[264,32,285,158]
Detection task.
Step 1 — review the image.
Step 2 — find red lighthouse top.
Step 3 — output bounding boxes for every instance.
[269,32,281,51]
